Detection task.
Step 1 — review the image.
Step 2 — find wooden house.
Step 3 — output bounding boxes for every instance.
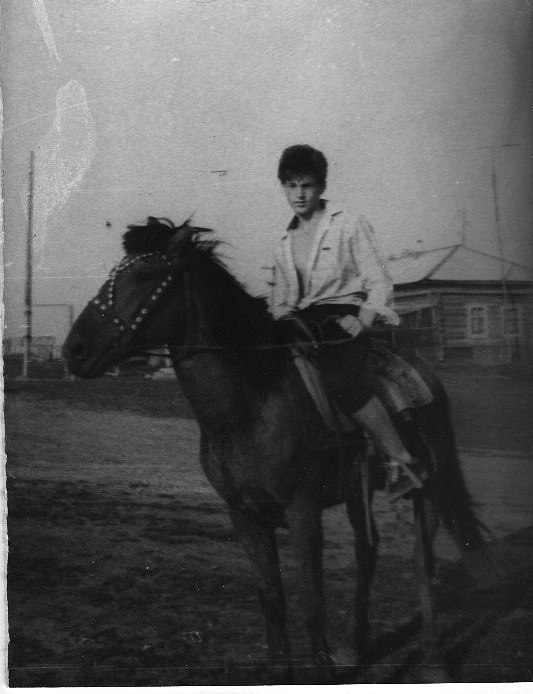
[380,245,533,364]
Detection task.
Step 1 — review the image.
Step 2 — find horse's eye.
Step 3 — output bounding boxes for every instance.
[133,270,154,282]
[133,268,167,283]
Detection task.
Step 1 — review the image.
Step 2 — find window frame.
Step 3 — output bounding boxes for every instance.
[502,305,522,337]
[466,303,489,340]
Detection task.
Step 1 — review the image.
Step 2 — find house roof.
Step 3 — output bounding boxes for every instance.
[388,245,533,285]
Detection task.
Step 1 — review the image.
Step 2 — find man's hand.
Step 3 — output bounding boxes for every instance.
[336,314,365,337]
[279,313,319,356]
[357,307,376,329]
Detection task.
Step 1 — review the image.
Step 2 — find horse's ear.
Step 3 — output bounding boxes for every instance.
[166,224,197,262]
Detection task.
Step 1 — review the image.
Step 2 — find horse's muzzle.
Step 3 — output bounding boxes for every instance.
[63,326,122,379]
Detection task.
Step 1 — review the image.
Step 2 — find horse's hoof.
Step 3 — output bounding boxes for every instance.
[264,662,293,685]
[323,647,367,684]
[315,650,338,667]
[332,645,371,667]
[329,646,359,666]
[412,663,450,683]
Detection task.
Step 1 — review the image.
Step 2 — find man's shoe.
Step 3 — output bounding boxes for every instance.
[386,458,428,503]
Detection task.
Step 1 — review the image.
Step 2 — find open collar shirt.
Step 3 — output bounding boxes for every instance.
[270,201,399,325]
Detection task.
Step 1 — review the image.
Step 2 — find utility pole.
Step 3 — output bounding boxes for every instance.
[479,143,526,362]
[22,151,35,379]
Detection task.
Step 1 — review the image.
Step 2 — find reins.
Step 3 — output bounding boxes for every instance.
[138,334,360,360]
[96,248,362,361]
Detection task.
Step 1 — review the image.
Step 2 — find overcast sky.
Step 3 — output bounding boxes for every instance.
[3,0,532,342]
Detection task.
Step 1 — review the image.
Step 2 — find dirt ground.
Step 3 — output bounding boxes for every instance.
[5,364,533,686]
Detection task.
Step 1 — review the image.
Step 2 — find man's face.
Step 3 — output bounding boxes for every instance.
[282,175,324,219]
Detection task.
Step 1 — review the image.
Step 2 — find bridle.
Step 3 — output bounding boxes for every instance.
[90,251,175,348]
[89,250,213,361]
[89,250,359,359]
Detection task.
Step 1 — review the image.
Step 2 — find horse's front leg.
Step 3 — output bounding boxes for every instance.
[227,506,291,682]
[285,488,332,676]
[342,467,378,668]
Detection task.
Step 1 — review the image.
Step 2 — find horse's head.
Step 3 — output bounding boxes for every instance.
[63,217,206,378]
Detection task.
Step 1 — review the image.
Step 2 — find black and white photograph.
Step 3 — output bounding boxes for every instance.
[3,0,533,687]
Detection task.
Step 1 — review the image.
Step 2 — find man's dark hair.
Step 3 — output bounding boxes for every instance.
[277,145,328,189]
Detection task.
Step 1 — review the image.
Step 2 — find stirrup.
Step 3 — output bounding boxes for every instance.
[385,458,427,502]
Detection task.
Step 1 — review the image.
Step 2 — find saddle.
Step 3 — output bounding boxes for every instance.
[286,323,434,518]
[292,338,433,432]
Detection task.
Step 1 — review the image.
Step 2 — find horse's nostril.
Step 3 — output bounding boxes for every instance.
[71,342,87,361]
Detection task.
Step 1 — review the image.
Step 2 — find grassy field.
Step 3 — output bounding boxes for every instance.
[5,364,533,686]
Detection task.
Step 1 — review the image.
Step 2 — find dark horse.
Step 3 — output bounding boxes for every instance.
[63,217,489,683]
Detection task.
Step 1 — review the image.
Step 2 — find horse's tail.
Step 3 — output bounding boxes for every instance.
[398,355,490,559]
[391,352,508,586]
[422,383,488,554]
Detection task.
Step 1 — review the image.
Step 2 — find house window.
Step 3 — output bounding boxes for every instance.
[467,304,488,339]
[503,306,521,336]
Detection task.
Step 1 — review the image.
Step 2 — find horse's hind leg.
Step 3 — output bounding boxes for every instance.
[228,506,291,683]
[412,490,448,682]
[341,470,378,667]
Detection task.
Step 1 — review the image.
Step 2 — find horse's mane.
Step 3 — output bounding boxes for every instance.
[123,217,178,254]
[123,217,289,388]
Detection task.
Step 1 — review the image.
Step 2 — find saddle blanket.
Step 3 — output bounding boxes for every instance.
[293,345,434,432]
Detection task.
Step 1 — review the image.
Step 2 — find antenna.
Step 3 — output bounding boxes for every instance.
[489,147,508,305]
[459,209,469,246]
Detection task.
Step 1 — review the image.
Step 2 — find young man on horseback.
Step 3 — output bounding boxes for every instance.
[271,144,427,501]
